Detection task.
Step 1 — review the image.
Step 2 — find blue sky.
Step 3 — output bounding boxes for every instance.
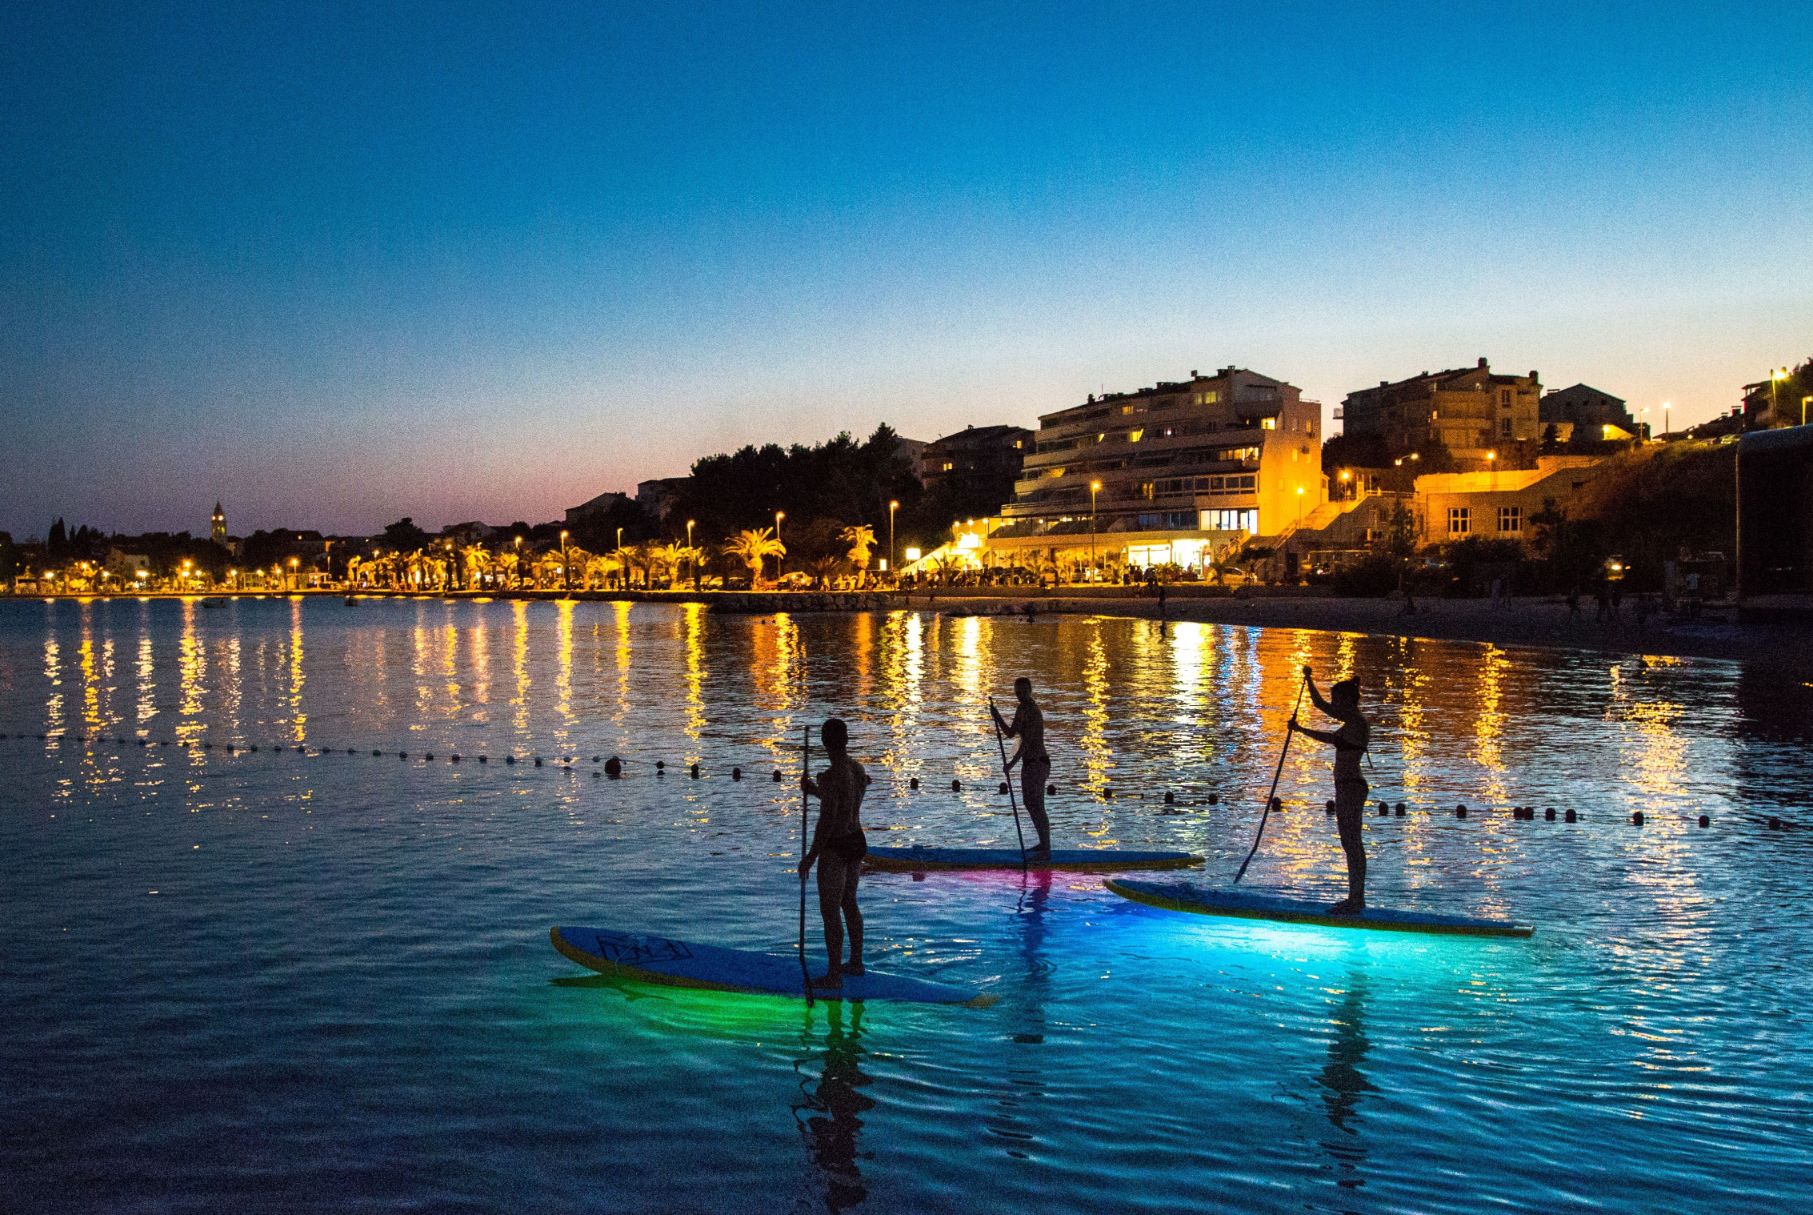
[2,1,1809,536]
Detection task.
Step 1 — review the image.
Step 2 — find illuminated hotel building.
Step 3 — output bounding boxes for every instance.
[977,367,1326,574]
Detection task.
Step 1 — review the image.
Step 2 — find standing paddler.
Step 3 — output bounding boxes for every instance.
[799,717,868,989]
[1288,666,1371,914]
[991,677,1052,861]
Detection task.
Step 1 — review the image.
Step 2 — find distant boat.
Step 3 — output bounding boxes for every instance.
[344,596,358,606]
[200,596,227,608]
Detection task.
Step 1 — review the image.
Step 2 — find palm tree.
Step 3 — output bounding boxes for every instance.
[649,542,687,588]
[461,544,492,590]
[723,527,785,588]
[839,524,876,585]
[810,553,843,589]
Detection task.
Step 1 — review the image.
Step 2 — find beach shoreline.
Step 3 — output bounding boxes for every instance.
[10,586,1804,668]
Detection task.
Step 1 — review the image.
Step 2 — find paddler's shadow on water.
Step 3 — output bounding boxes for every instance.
[1311,971,1376,1206]
[985,870,1054,1160]
[789,1000,873,1214]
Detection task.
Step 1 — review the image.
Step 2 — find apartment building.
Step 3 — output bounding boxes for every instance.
[983,367,1325,573]
[918,424,1032,517]
[1341,358,1541,461]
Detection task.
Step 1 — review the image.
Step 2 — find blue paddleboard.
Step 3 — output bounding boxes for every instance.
[865,845,1202,873]
[1105,879,1534,938]
[551,926,995,1006]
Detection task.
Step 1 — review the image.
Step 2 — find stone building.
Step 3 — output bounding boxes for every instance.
[1340,358,1541,462]
[917,424,1032,517]
[1539,384,1637,441]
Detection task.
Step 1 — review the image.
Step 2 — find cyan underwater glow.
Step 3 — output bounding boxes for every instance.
[1,597,1808,1212]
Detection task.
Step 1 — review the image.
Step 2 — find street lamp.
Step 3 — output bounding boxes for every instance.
[774,510,785,582]
[514,535,523,588]
[888,499,899,583]
[561,530,571,592]
[288,556,299,590]
[1770,367,1789,423]
[1663,401,1672,437]
[686,519,696,588]
[1088,480,1102,578]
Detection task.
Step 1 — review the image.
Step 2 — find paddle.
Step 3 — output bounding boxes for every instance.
[989,697,1029,872]
[799,724,814,1008]
[1234,672,1308,884]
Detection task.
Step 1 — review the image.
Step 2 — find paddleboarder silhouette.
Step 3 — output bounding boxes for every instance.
[991,678,1052,860]
[1289,666,1372,913]
[799,717,869,988]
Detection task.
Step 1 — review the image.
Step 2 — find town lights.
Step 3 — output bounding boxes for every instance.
[1089,480,1102,575]
[888,500,898,582]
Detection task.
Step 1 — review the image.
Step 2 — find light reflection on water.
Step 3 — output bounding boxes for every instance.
[1,596,1811,1214]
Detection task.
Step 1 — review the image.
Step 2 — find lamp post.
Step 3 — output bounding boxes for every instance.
[614,526,623,589]
[288,556,299,591]
[888,499,899,584]
[514,535,522,588]
[1088,480,1102,580]
[774,510,785,583]
[1663,400,1671,437]
[561,530,571,592]
[686,519,696,588]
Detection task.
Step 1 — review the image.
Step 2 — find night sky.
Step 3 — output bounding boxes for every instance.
[2,2,1808,537]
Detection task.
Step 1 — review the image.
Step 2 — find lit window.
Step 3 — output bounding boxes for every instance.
[1448,507,1471,536]
[942,461,954,471]
[1128,429,1144,443]
[1498,506,1522,534]
[1260,417,1277,430]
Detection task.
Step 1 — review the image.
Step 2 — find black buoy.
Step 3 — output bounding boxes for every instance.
[534,757,543,767]
[1378,803,1389,816]
[1208,793,1218,806]
[1270,796,1282,812]
[690,763,700,779]
[399,752,408,760]
[1456,804,1467,819]
[478,755,487,764]
[1545,807,1556,821]
[226,745,237,754]
[505,755,516,765]
[1165,791,1176,805]
[998,781,1010,795]
[248,744,258,752]
[1048,783,1058,796]
[773,769,783,783]
[424,753,434,762]
[1565,808,1577,823]
[732,767,743,781]
[451,754,460,763]
[370,749,380,757]
[951,779,962,792]
[592,756,600,764]
[1395,804,1406,816]
[656,760,666,771]
[1103,787,1114,800]
[604,756,622,778]
[1768,816,1782,830]
[907,776,919,790]
[1325,799,1336,815]
[1698,815,1710,828]
[1631,811,1644,826]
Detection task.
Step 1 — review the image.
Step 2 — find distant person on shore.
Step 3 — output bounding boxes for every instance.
[1595,577,1612,622]
[992,677,1053,860]
[799,717,868,989]
[1290,666,1371,914]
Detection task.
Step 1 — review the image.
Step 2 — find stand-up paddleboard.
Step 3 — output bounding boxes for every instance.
[1104,879,1534,938]
[865,845,1202,873]
[551,926,997,1006]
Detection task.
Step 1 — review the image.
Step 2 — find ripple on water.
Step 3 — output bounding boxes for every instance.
[1,597,1811,1213]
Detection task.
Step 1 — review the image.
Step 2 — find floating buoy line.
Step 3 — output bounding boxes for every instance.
[0,730,1797,832]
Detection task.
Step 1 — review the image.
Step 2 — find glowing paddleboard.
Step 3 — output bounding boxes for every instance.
[1104,879,1534,938]
[865,845,1202,873]
[550,926,996,1006]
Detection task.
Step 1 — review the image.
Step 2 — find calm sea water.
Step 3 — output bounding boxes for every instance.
[2,597,1810,1214]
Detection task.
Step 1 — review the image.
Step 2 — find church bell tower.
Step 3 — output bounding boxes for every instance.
[211,502,227,546]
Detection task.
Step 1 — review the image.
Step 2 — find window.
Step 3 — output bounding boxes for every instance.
[1501,417,1513,437]
[1138,481,1155,501]
[1498,506,1522,535]
[1260,417,1278,430]
[1012,440,1023,449]
[1201,508,1258,532]
[1448,507,1471,536]
[1195,390,1219,406]
[1128,429,1144,443]
[1500,389,1511,407]
[942,461,954,472]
